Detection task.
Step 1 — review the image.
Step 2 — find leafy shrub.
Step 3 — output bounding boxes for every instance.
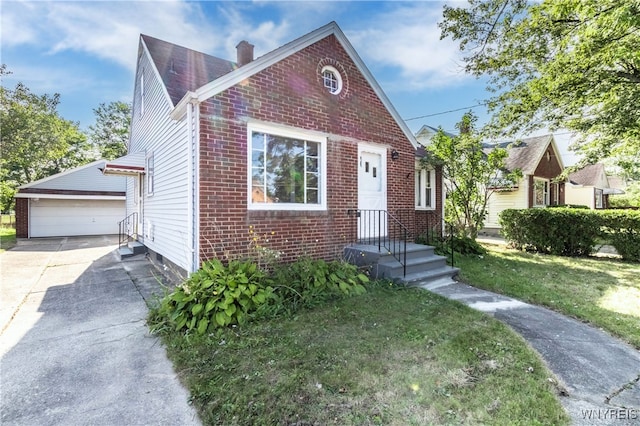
[269,257,369,314]
[149,259,273,335]
[416,232,486,256]
[598,209,640,261]
[500,208,600,256]
[450,235,487,255]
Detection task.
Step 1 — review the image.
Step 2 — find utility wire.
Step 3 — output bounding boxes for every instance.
[404,102,488,121]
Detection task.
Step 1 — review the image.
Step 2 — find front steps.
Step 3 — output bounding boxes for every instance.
[118,241,146,259]
[344,242,459,287]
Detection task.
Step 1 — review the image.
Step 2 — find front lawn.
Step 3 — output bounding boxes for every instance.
[0,227,16,252]
[456,243,640,349]
[154,282,568,425]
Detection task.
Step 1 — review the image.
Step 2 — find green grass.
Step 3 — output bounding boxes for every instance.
[155,283,568,425]
[456,243,640,349]
[0,227,16,252]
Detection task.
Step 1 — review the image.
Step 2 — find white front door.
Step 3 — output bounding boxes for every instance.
[358,144,387,239]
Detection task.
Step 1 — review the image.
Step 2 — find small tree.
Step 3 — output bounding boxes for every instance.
[88,101,131,160]
[420,112,521,239]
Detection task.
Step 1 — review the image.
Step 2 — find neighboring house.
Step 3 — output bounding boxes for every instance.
[483,134,565,230]
[15,160,126,238]
[566,163,624,209]
[104,22,445,279]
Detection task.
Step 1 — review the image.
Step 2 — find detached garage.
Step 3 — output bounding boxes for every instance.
[15,160,127,238]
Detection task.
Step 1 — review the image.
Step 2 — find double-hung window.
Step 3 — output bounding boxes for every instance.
[248,124,326,210]
[415,163,435,210]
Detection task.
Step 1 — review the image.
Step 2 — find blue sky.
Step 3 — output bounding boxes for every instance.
[1,0,577,164]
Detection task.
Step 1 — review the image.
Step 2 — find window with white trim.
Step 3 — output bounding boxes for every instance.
[321,65,342,95]
[533,178,549,207]
[249,125,326,210]
[146,153,154,195]
[415,163,435,209]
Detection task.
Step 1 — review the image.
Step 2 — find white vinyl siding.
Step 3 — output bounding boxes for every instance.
[485,177,529,228]
[128,50,190,272]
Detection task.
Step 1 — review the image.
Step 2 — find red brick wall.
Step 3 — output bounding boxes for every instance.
[197,35,415,263]
[15,198,28,238]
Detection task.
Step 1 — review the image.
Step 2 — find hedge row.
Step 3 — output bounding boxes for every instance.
[499,208,640,261]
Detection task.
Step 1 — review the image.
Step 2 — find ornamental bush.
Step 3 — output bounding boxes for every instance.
[499,208,600,256]
[149,259,273,335]
[500,208,640,261]
[598,210,640,261]
[269,257,369,315]
[149,257,371,335]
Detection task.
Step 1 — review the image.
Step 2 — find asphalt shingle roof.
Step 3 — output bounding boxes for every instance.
[483,134,553,175]
[142,34,236,106]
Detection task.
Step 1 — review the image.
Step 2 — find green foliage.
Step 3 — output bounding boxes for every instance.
[150,259,273,335]
[420,112,521,239]
[450,235,487,256]
[500,208,600,256]
[599,210,640,261]
[0,65,92,187]
[150,257,371,335]
[440,0,640,176]
[0,180,15,213]
[417,232,486,257]
[609,181,640,208]
[269,258,369,314]
[500,208,640,260]
[88,101,131,160]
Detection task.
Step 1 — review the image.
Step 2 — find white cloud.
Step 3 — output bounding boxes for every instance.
[347,2,470,90]
[1,1,225,71]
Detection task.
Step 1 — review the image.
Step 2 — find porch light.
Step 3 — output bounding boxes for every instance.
[391,149,399,161]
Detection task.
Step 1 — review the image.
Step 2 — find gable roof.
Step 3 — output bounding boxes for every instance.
[569,163,608,187]
[483,134,561,175]
[16,160,126,195]
[141,35,236,106]
[152,22,417,149]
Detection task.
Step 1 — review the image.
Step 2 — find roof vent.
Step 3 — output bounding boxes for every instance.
[236,40,254,67]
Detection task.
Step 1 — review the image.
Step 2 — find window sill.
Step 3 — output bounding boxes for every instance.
[248,210,329,218]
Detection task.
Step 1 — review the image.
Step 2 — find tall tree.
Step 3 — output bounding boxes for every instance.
[1,65,91,192]
[440,0,640,175]
[421,112,521,239]
[88,101,131,159]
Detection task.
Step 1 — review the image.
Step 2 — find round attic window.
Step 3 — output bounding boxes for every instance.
[321,65,342,95]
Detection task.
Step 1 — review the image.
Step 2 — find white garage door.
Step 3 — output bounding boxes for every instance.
[30,199,126,237]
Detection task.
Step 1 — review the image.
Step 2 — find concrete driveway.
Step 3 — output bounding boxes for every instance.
[0,236,200,425]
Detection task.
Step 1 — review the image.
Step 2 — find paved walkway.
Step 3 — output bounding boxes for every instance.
[420,279,640,425]
[0,236,200,425]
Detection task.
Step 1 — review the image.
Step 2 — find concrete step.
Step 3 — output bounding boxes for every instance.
[118,241,146,260]
[375,255,448,278]
[345,242,460,288]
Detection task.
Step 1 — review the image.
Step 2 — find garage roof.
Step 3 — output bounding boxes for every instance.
[16,160,126,199]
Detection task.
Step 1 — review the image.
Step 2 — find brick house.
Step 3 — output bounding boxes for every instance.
[483,134,566,231]
[104,22,451,281]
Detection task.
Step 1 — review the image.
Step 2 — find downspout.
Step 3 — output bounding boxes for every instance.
[186,99,200,273]
[441,166,446,237]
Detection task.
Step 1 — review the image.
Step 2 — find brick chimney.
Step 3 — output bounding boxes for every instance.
[236,41,254,67]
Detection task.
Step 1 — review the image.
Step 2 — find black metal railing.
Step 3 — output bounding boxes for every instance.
[118,212,138,249]
[347,209,410,276]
